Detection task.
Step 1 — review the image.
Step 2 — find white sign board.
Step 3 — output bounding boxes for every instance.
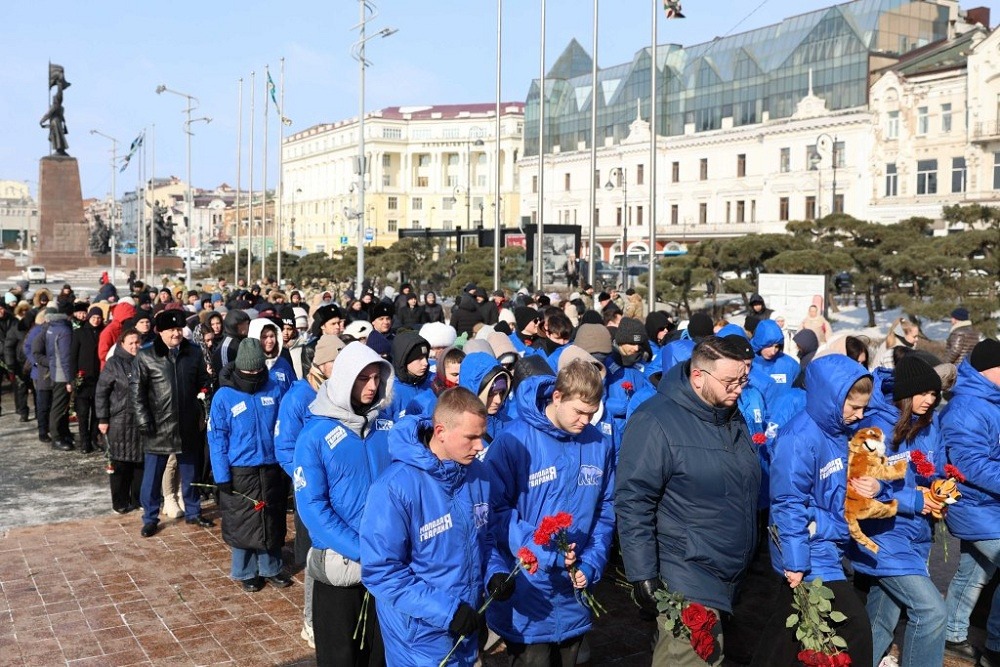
[756,273,827,327]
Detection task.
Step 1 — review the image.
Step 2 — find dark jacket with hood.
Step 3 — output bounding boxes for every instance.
[449,294,484,337]
[383,332,432,421]
[419,294,445,324]
[71,319,105,394]
[212,310,251,386]
[95,344,143,463]
[748,293,773,320]
[130,336,211,456]
[5,315,30,378]
[394,300,423,331]
[33,314,73,388]
[615,360,761,613]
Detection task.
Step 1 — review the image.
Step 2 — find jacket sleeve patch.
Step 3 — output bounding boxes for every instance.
[578,465,604,486]
[261,396,275,406]
[293,466,307,491]
[473,503,489,529]
[324,425,348,450]
[231,401,247,417]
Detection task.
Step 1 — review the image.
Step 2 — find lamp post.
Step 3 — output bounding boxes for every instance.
[290,187,301,250]
[605,167,627,289]
[810,151,823,219]
[155,84,205,286]
[466,129,485,230]
[89,129,119,280]
[351,1,397,292]
[814,132,838,217]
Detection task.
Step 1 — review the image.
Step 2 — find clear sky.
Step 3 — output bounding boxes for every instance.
[4,0,994,202]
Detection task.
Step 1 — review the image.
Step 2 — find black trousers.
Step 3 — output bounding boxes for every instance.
[312,581,384,667]
[507,635,584,666]
[50,383,72,442]
[14,375,30,417]
[750,577,872,667]
[109,460,143,511]
[35,388,52,437]
[75,384,98,447]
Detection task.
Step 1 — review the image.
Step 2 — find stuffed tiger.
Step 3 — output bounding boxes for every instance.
[921,478,962,521]
[845,427,908,554]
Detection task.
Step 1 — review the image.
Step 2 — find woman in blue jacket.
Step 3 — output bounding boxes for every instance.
[753,355,876,667]
[849,356,946,667]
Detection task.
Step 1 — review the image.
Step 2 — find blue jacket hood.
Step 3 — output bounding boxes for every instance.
[803,355,871,437]
[514,375,566,438]
[717,324,749,340]
[751,319,783,353]
[389,415,467,489]
[952,360,1000,406]
[460,352,503,396]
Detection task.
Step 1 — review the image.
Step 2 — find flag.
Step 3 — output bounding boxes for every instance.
[119,131,144,173]
[664,0,685,19]
[267,71,293,127]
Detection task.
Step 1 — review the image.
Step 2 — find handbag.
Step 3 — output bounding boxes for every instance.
[308,546,362,587]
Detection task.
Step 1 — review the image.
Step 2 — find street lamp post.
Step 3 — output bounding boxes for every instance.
[465,130,485,230]
[814,132,838,217]
[290,187,301,250]
[89,129,119,280]
[810,152,823,219]
[605,167,627,289]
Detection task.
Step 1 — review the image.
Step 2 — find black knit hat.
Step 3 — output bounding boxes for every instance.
[893,354,942,401]
[614,317,648,345]
[513,306,538,333]
[687,312,715,339]
[970,339,1000,373]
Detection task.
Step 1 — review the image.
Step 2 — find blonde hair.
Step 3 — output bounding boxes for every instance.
[885,317,918,348]
[554,359,604,405]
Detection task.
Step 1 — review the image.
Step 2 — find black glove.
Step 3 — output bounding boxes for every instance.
[217,482,234,496]
[633,578,664,620]
[487,573,516,602]
[448,602,480,637]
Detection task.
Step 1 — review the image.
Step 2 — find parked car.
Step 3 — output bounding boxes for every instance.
[24,265,46,284]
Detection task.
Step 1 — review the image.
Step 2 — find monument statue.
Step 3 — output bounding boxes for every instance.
[152,200,175,255]
[40,63,71,156]
[89,215,111,255]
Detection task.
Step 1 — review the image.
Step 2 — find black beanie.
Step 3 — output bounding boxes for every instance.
[614,317,648,345]
[893,354,942,401]
[687,312,715,339]
[235,338,266,372]
[970,339,1000,373]
[513,306,537,334]
[580,310,604,325]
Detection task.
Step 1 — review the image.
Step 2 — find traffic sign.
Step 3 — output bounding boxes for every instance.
[364,228,375,242]
[340,236,349,246]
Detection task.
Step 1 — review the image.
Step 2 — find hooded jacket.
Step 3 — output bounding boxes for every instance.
[212,310,251,384]
[769,355,871,583]
[846,368,940,576]
[458,352,510,448]
[98,301,136,369]
[293,343,395,560]
[942,361,1000,541]
[419,294,445,324]
[275,378,318,476]
[247,318,294,394]
[603,349,653,443]
[484,376,615,644]
[95,343,142,463]
[750,319,799,392]
[34,314,74,386]
[615,360,761,613]
[208,363,286,551]
[70,319,104,391]
[361,416,490,666]
[383,332,432,420]
[449,294,484,338]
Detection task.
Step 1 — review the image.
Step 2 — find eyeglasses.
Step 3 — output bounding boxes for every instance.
[698,368,749,393]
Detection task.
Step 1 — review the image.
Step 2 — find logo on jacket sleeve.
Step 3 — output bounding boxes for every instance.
[752,408,762,424]
[528,466,557,488]
[765,421,779,439]
[770,373,787,384]
[293,466,307,491]
[274,419,280,437]
[231,401,247,417]
[819,457,844,480]
[600,422,613,436]
[275,371,287,383]
[578,465,604,486]
[419,513,453,541]
[473,503,489,529]
[325,426,347,450]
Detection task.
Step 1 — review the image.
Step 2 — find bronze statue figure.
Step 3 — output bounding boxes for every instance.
[41,62,71,156]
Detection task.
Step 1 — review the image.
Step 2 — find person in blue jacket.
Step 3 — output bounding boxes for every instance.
[753,354,876,667]
[848,355,947,667]
[658,311,715,376]
[603,317,653,443]
[405,346,465,418]
[485,360,615,664]
[361,390,495,667]
[942,340,1000,667]
[383,331,431,420]
[749,319,799,398]
[293,341,394,666]
[248,317,295,394]
[208,339,292,592]
[273,333,344,649]
[457,352,511,454]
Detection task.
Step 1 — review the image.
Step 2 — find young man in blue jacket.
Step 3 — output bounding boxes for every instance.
[361,389,494,667]
[485,359,615,665]
[293,341,394,666]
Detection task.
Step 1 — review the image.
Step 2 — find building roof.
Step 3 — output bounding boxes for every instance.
[884,26,985,77]
[376,103,524,120]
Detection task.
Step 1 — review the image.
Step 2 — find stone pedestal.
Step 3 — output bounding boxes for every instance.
[36,155,98,270]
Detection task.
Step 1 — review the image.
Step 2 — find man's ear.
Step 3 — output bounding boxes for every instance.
[551,389,562,406]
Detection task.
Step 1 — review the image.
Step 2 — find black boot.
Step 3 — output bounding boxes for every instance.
[81,441,94,454]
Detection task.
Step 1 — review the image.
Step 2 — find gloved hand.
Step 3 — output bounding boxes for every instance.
[217,482,234,496]
[487,573,516,602]
[448,602,480,637]
[633,578,664,620]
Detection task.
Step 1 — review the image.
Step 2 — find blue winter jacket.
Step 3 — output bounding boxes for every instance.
[458,352,510,451]
[484,376,616,644]
[769,355,871,582]
[750,320,800,393]
[943,361,1000,541]
[361,416,491,666]
[604,351,653,443]
[293,343,395,560]
[847,367,940,576]
[275,378,317,476]
[659,337,695,375]
[207,374,284,482]
[42,315,74,384]
[268,355,295,395]
[404,386,439,420]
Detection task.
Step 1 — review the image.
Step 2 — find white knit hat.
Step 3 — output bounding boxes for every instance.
[419,322,457,349]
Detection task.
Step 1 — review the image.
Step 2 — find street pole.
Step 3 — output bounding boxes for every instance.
[262,64,269,285]
[648,0,658,312]
[832,134,838,215]
[277,57,286,286]
[235,78,242,285]
[588,0,598,289]
[493,0,503,292]
[248,71,255,286]
[536,0,546,289]
[605,167,626,288]
[90,130,119,281]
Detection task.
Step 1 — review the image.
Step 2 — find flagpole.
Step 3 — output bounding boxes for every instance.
[492,0,502,291]
[235,78,243,286]
[276,58,286,286]
[149,124,156,284]
[137,134,143,284]
[261,64,269,284]
[588,0,598,289]
[536,0,546,290]
[648,0,658,312]
[247,71,255,287]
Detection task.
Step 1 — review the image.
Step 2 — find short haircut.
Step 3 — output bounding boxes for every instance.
[544,311,574,340]
[118,327,141,344]
[441,347,466,369]
[691,335,754,368]
[554,359,604,405]
[847,375,873,400]
[433,386,487,427]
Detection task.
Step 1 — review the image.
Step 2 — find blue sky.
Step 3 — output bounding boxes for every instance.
[5,0,993,201]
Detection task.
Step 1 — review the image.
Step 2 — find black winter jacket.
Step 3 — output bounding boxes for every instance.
[95,345,142,463]
[70,322,104,395]
[419,300,445,324]
[394,304,423,331]
[130,337,210,456]
[4,317,29,377]
[449,294,484,337]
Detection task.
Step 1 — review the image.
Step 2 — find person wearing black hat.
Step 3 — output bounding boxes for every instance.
[370,302,395,337]
[393,292,422,332]
[604,317,654,443]
[70,306,105,453]
[475,287,499,326]
[383,332,432,421]
[311,304,344,339]
[132,308,214,538]
[152,287,173,314]
[509,306,540,354]
[450,291,484,338]
[945,307,980,365]
[70,301,90,329]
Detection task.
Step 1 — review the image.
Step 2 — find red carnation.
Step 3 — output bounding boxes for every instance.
[552,512,573,530]
[253,501,266,512]
[910,450,937,478]
[533,516,560,545]
[945,464,966,483]
[517,547,539,575]
[681,602,716,634]
[691,629,715,661]
[752,432,767,446]
[621,381,634,393]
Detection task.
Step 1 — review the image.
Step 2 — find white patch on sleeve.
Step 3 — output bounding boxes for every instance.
[231,401,247,417]
[325,426,348,450]
[261,396,275,406]
[293,466,307,491]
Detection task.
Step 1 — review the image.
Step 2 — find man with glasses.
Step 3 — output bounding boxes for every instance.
[616,335,760,666]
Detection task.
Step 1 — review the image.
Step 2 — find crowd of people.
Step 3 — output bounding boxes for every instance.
[8,271,1000,667]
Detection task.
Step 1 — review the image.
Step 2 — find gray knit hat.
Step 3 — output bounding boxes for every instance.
[235,338,266,372]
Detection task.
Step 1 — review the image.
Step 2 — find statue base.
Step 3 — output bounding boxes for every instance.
[35,155,99,271]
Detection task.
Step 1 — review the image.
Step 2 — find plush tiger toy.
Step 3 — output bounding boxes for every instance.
[845,427,908,554]
[921,478,962,521]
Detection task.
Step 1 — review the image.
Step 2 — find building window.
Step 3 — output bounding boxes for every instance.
[564,173,571,191]
[917,107,929,135]
[636,206,643,227]
[411,220,421,229]
[994,153,1000,190]
[382,154,392,167]
[416,176,429,188]
[736,200,745,223]
[725,201,731,224]
[779,197,789,221]
[616,207,623,226]
[737,154,746,178]
[418,154,431,167]
[412,197,423,211]
[382,128,401,139]
[916,160,937,195]
[383,174,391,187]
[442,220,454,231]
[780,148,790,173]
[698,203,707,224]
[751,200,756,222]
[387,219,397,232]
[805,196,816,220]
[593,208,599,227]
[699,158,708,180]
[833,141,845,168]
[447,175,458,187]
[388,196,398,210]
[442,197,454,211]
[672,161,679,183]
[941,103,952,133]
[833,195,844,214]
[671,204,679,225]
[532,175,538,193]
[637,164,645,185]
[885,164,897,197]
[952,157,967,193]
[887,111,899,139]
[806,145,818,170]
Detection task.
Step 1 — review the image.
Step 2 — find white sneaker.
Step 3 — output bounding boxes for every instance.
[300,623,315,649]
[878,655,899,667]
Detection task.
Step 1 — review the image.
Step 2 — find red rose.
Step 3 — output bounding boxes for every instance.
[690,629,715,661]
[621,381,634,392]
[945,464,966,483]
[752,432,767,445]
[797,650,823,667]
[831,652,852,666]
[517,547,539,575]
[253,501,266,512]
[681,603,716,633]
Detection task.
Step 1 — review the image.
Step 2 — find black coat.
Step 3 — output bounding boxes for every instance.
[419,301,445,324]
[70,322,104,397]
[4,317,29,377]
[130,337,210,456]
[220,463,287,551]
[394,304,422,331]
[95,346,142,463]
[449,294,484,337]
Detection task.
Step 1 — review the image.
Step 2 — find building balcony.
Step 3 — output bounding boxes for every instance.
[592,221,763,243]
[972,121,1000,143]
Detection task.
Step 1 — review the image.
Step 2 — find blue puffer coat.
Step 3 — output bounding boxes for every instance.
[208,373,283,477]
[268,355,296,395]
[459,352,511,451]
[846,368,940,576]
[604,351,653,442]
[769,355,871,583]
[361,416,490,667]
[274,378,317,476]
[293,343,395,560]
[484,376,616,644]
[659,337,695,375]
[750,320,799,391]
[943,361,1000,541]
